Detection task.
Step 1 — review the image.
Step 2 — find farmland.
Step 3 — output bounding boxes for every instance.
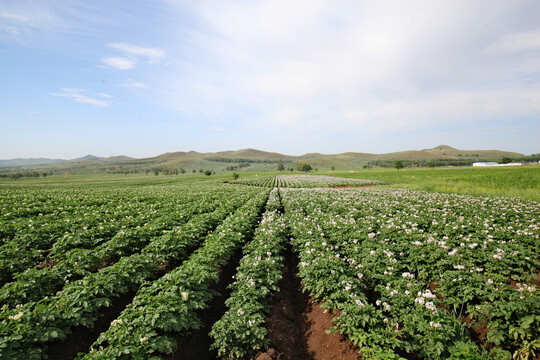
[0,174,538,359]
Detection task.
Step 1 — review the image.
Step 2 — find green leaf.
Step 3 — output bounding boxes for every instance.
[521,315,534,329]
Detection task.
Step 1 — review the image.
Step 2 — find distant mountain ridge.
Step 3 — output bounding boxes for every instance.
[0,158,66,168]
[0,146,528,172]
[75,154,103,161]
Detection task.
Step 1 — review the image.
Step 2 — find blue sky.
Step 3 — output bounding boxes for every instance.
[1,0,539,159]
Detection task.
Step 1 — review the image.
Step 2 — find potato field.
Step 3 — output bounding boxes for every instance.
[0,176,538,360]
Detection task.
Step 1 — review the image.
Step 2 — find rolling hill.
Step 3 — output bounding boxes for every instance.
[0,146,528,174]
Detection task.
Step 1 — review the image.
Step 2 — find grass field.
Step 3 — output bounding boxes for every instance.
[327,165,540,202]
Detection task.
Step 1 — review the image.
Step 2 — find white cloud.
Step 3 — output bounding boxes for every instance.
[153,0,540,140]
[95,93,113,98]
[0,2,70,46]
[339,86,540,131]
[0,24,20,35]
[0,10,31,23]
[101,43,165,71]
[101,57,136,70]
[52,88,110,107]
[120,79,146,88]
[486,30,540,54]
[108,43,165,61]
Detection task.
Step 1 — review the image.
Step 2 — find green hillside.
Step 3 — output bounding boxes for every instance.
[0,145,531,175]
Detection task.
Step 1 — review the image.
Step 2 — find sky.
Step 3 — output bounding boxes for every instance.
[1,0,539,159]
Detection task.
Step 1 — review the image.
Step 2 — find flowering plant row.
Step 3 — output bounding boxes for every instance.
[75,191,269,359]
[228,176,276,188]
[0,184,133,239]
[210,189,288,359]
[275,175,384,188]
[281,187,539,359]
[0,188,245,307]
[0,185,264,359]
[229,174,384,188]
[0,183,214,285]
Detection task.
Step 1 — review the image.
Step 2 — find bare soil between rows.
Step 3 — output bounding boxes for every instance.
[256,248,361,360]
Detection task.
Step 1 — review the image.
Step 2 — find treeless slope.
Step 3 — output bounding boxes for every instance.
[420,145,523,158]
[214,148,290,160]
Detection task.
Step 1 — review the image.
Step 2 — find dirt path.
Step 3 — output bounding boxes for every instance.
[256,248,361,360]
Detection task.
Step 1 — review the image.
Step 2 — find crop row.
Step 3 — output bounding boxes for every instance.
[1,182,537,359]
[0,184,266,359]
[209,188,288,358]
[280,187,539,359]
[0,188,247,307]
[0,183,219,284]
[229,174,384,188]
[275,175,384,188]
[76,190,270,359]
[230,176,276,188]
[0,183,182,243]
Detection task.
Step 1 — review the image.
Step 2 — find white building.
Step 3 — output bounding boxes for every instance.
[473,162,523,167]
[473,162,498,167]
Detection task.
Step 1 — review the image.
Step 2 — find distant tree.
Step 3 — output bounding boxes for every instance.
[394,161,404,170]
[500,157,512,164]
[232,172,239,180]
[163,168,170,176]
[153,169,159,176]
[199,169,204,173]
[192,169,196,173]
[331,166,335,171]
[277,163,285,171]
[297,163,312,172]
[204,170,212,176]
[42,172,48,177]
[179,168,185,174]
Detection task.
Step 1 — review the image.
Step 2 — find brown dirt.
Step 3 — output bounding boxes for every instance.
[46,291,136,360]
[256,248,361,360]
[304,301,362,360]
[37,259,61,269]
[533,272,540,288]
[463,316,490,348]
